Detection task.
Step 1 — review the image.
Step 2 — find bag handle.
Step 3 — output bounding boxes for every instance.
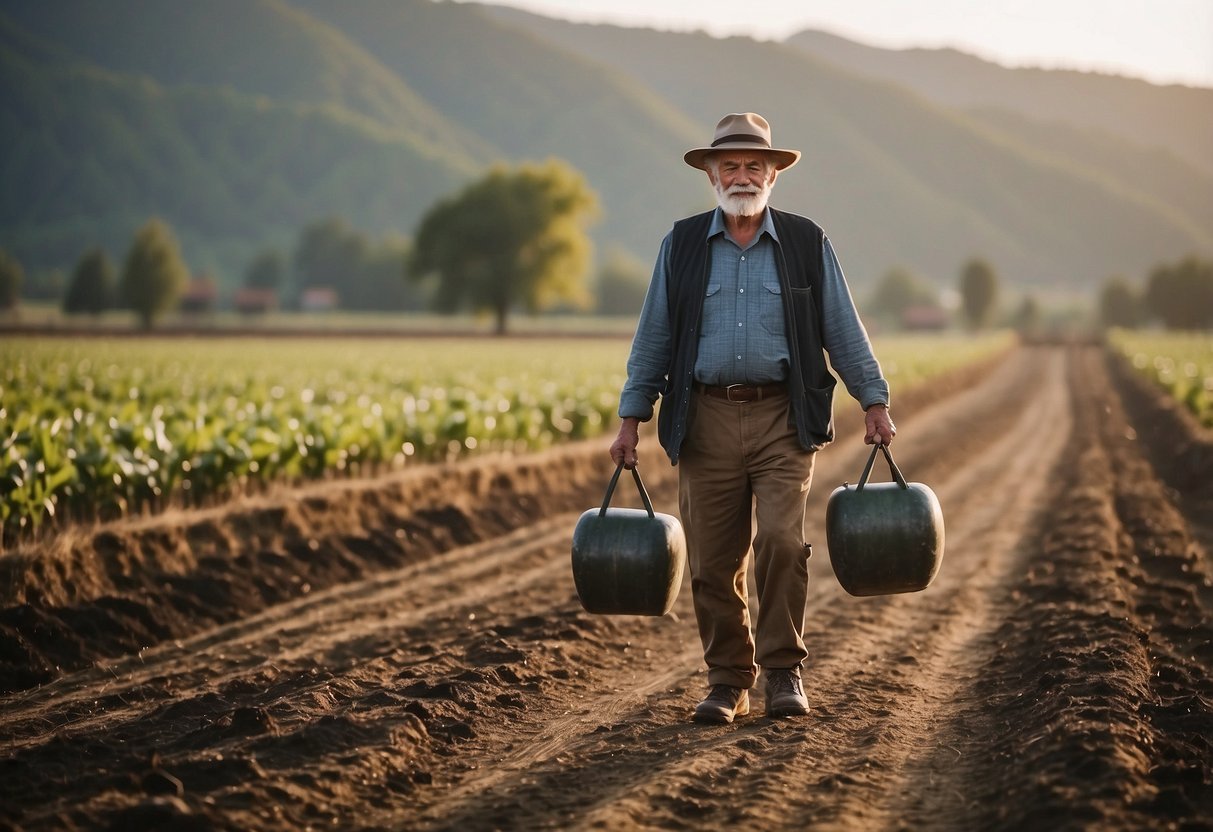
[600,463,656,518]
[857,443,909,492]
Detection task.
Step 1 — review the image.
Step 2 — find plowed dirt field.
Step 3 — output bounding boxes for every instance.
[2,345,1211,831]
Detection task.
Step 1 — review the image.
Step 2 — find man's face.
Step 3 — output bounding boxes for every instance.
[707,152,778,218]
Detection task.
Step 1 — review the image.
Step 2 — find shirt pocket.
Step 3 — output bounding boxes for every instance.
[760,280,784,335]
[700,282,722,330]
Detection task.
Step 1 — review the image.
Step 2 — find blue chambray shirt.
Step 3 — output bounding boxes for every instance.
[696,208,788,386]
[619,206,889,422]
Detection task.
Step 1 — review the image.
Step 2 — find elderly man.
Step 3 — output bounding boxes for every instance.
[610,113,895,724]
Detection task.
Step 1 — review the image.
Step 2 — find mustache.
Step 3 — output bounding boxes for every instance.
[726,185,762,196]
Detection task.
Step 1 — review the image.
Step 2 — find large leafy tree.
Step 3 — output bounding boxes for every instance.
[959,258,1000,330]
[409,160,598,334]
[64,248,115,316]
[120,218,189,329]
[1145,255,1213,330]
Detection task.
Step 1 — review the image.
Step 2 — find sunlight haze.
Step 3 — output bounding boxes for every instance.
[463,0,1213,88]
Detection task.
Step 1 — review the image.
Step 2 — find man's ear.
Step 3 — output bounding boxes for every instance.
[767,167,779,186]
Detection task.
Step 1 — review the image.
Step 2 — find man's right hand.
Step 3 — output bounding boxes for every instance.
[609,417,641,469]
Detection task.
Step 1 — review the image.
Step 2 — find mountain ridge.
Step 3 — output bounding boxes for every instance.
[785,28,1213,176]
[0,0,1208,299]
[485,7,1211,288]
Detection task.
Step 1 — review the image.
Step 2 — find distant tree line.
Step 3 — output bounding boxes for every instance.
[1099,255,1213,330]
[0,159,650,331]
[865,256,1013,333]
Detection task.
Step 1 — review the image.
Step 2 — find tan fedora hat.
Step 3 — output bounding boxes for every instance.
[684,112,801,171]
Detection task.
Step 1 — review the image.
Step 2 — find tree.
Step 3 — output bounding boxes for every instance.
[959,258,999,330]
[291,220,424,311]
[1145,255,1213,330]
[294,217,369,292]
[1014,295,1042,338]
[0,248,24,312]
[596,248,650,316]
[1098,275,1142,329]
[869,267,940,328]
[409,159,598,334]
[351,237,427,311]
[64,248,115,316]
[120,218,189,329]
[244,248,286,291]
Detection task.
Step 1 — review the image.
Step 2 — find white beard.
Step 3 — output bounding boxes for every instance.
[714,180,772,217]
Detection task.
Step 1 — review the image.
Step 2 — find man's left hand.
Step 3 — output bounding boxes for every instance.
[864,404,896,446]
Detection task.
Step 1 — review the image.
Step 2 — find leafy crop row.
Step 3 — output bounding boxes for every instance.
[1108,330,1213,428]
[1,332,1013,544]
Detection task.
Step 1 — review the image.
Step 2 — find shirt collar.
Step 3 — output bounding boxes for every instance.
[708,206,780,245]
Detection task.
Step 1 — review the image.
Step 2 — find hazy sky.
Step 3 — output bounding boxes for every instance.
[463,0,1213,88]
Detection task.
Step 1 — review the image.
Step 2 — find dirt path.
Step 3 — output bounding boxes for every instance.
[2,345,1210,831]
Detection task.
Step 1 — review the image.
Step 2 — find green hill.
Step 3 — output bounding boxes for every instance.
[0,0,1208,300]
[0,14,474,278]
[287,0,708,270]
[486,8,1212,290]
[0,0,492,158]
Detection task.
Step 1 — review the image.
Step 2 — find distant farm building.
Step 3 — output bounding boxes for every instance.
[233,287,278,316]
[300,287,339,312]
[180,276,219,315]
[901,304,950,331]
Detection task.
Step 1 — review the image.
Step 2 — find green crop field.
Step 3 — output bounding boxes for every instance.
[1,331,1013,544]
[1108,330,1213,429]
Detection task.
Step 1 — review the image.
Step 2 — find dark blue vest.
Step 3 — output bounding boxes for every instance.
[656,208,836,464]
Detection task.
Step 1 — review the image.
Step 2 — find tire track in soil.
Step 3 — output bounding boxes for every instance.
[396,347,1073,831]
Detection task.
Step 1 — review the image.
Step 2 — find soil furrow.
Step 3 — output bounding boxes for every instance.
[397,348,1073,831]
[4,344,1212,831]
[0,517,577,749]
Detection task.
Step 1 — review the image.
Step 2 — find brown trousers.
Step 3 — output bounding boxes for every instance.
[678,390,816,689]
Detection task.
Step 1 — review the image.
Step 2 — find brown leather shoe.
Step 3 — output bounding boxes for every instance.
[693,685,750,724]
[765,667,809,717]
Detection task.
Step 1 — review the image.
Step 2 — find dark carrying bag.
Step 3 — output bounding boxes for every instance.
[571,464,687,615]
[825,444,945,596]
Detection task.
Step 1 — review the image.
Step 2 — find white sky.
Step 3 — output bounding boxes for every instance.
[464,0,1213,88]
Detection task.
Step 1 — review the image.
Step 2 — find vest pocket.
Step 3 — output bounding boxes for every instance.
[800,381,837,447]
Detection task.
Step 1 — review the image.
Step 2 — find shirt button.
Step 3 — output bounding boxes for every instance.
[737,322,743,327]
[739,288,745,293]
[736,355,742,360]
[740,256,746,261]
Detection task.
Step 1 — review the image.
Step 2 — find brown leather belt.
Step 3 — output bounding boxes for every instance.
[693,381,787,403]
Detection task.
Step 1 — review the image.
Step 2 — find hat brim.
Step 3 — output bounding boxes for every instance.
[684,144,801,172]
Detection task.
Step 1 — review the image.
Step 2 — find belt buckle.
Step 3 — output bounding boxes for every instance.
[725,383,751,403]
